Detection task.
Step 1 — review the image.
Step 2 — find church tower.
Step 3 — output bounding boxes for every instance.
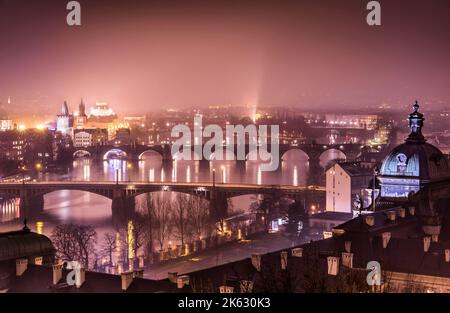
[76,98,88,128]
[56,101,72,136]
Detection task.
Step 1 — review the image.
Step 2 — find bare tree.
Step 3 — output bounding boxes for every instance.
[100,232,117,266]
[153,195,173,252]
[172,194,191,247]
[51,223,97,268]
[187,196,212,240]
[129,212,146,259]
[142,193,155,260]
[250,191,282,231]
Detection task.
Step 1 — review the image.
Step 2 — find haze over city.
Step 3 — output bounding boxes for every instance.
[1,0,450,115]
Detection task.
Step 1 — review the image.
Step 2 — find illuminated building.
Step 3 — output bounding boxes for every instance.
[0,119,13,132]
[85,102,126,140]
[114,128,131,145]
[56,101,73,136]
[73,128,108,147]
[89,102,117,122]
[325,162,374,213]
[0,131,24,161]
[379,101,450,198]
[75,99,88,129]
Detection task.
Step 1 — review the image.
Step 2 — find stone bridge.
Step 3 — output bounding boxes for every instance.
[0,181,325,225]
[71,142,376,169]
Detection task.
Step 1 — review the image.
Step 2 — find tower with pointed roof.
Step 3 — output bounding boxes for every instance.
[75,98,88,129]
[56,101,73,136]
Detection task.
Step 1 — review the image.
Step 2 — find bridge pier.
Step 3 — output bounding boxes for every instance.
[307,153,323,186]
[199,158,210,171]
[236,160,246,178]
[19,192,44,220]
[111,190,136,227]
[209,190,228,221]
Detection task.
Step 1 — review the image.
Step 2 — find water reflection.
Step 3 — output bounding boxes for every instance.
[0,198,20,223]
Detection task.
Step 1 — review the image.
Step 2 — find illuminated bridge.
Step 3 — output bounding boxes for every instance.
[0,181,325,223]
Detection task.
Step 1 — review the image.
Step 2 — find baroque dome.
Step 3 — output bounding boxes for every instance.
[380,141,449,181]
[379,101,450,198]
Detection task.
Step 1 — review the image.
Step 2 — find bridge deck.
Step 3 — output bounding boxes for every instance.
[0,181,325,192]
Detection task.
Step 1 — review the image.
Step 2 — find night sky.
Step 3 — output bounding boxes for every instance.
[0,0,449,115]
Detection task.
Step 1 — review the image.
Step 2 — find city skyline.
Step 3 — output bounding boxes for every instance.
[1,0,450,115]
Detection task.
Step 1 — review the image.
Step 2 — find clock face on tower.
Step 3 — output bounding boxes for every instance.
[396,153,407,173]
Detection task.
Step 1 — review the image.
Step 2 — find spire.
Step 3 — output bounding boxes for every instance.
[62,101,69,116]
[79,98,86,116]
[406,100,425,143]
[22,218,30,232]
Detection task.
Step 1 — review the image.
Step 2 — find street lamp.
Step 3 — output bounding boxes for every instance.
[127,162,132,182]
[115,168,120,185]
[220,166,225,184]
[20,165,26,184]
[372,165,379,211]
[35,163,42,182]
[212,169,216,188]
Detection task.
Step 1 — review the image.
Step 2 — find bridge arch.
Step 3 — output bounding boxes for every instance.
[138,149,163,161]
[103,148,128,160]
[209,149,237,162]
[281,148,310,161]
[73,150,92,159]
[245,148,273,162]
[172,150,202,161]
[319,148,347,167]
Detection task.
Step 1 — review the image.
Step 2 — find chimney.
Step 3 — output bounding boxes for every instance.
[341,252,353,268]
[344,241,351,253]
[251,254,261,271]
[327,256,339,276]
[280,251,288,270]
[52,263,63,285]
[398,208,406,218]
[291,247,303,257]
[117,261,124,274]
[382,232,391,248]
[133,269,144,279]
[219,286,234,293]
[365,215,375,226]
[445,249,450,263]
[423,236,431,252]
[76,268,86,288]
[177,275,190,289]
[408,206,415,216]
[121,271,134,291]
[386,211,396,222]
[240,280,254,293]
[138,256,145,268]
[168,272,178,283]
[34,256,43,265]
[432,234,439,243]
[16,258,28,276]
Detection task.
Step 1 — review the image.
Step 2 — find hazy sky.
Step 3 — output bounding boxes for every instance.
[0,0,449,115]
